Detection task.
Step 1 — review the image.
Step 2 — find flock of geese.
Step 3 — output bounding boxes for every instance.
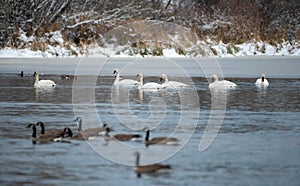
[27,117,177,177]
[27,68,269,177]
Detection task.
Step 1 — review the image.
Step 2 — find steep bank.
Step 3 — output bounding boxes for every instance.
[0,0,299,57]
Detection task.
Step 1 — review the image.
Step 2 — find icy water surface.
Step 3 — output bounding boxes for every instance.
[0,57,300,186]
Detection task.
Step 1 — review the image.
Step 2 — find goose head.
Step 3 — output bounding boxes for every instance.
[63,127,73,137]
[27,124,35,129]
[143,127,150,132]
[36,121,45,127]
[36,122,46,134]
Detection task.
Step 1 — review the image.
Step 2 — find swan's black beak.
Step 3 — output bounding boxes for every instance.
[113,70,117,75]
[33,72,36,77]
[160,77,163,83]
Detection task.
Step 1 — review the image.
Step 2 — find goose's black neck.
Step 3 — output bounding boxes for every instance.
[32,125,37,138]
[135,153,140,166]
[31,125,37,144]
[64,128,73,137]
[40,124,45,134]
[145,130,150,141]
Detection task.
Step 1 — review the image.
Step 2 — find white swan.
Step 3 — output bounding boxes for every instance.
[209,74,237,89]
[255,74,269,88]
[113,68,138,87]
[160,74,188,88]
[33,70,56,88]
[137,73,165,90]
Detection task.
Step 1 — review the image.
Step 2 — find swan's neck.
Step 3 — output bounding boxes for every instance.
[145,130,149,141]
[135,153,140,166]
[262,76,265,82]
[34,74,39,86]
[139,76,143,89]
[114,72,120,84]
[164,76,169,83]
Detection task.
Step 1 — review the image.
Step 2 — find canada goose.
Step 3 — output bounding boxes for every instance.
[209,74,237,89]
[27,124,37,144]
[160,74,188,88]
[36,122,65,139]
[63,127,96,141]
[75,117,111,136]
[143,127,178,146]
[33,70,56,88]
[255,74,269,88]
[133,152,171,177]
[113,68,138,87]
[104,127,142,141]
[137,73,166,90]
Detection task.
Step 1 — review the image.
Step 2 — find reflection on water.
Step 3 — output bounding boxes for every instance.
[0,74,300,185]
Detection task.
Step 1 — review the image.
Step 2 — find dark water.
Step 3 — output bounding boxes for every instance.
[0,61,300,185]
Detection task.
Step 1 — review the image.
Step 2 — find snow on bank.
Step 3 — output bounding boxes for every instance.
[0,30,299,58]
[1,41,299,58]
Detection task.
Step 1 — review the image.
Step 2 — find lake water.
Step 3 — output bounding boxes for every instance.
[0,57,299,186]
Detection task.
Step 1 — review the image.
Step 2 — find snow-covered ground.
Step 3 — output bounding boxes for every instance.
[0,30,299,58]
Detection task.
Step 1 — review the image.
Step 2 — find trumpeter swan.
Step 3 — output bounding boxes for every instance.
[33,70,56,88]
[209,74,237,89]
[160,74,188,88]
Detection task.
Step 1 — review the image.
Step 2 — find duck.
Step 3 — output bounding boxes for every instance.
[160,74,188,88]
[113,68,138,87]
[27,123,65,144]
[75,117,111,136]
[104,126,142,141]
[143,127,179,146]
[255,74,269,88]
[61,75,70,79]
[63,127,97,141]
[133,152,171,177]
[33,70,56,88]
[209,74,237,89]
[137,73,166,90]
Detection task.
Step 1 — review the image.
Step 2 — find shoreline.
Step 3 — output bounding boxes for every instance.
[1,56,300,78]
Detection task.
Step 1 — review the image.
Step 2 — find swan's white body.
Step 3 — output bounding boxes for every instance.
[209,74,237,89]
[113,68,138,87]
[138,73,165,90]
[34,70,56,88]
[160,74,188,88]
[255,74,269,88]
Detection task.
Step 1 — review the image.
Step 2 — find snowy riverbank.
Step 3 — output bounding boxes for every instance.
[1,41,299,58]
[0,29,299,58]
